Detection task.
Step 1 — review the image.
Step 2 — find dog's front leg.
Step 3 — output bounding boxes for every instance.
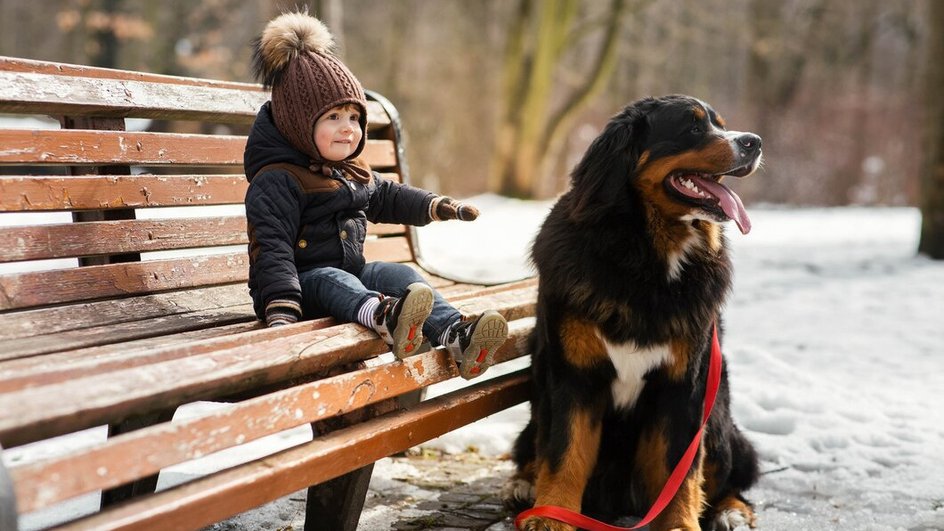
[520,316,608,531]
[519,401,603,531]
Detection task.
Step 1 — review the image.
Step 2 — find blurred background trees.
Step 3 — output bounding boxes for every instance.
[0,0,938,211]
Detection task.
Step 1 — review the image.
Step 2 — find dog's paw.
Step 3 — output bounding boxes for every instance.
[710,508,756,530]
[708,495,757,530]
[518,516,576,531]
[501,476,535,511]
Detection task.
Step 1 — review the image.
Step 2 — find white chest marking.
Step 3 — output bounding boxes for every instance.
[601,338,672,409]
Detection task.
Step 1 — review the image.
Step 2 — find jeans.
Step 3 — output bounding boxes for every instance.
[298,261,461,346]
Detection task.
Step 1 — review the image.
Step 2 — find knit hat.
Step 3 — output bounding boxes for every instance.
[251,12,368,164]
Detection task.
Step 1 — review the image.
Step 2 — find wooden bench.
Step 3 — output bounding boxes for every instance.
[0,56,536,531]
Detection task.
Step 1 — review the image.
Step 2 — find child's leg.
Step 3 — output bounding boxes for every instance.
[358,261,459,344]
[359,262,508,379]
[357,262,434,358]
[298,266,377,322]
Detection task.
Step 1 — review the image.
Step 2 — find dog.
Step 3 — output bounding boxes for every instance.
[502,95,763,531]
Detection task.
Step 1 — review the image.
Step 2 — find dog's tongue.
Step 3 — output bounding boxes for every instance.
[692,176,751,234]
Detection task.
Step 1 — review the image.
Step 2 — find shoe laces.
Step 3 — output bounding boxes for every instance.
[446,316,477,347]
[373,295,400,327]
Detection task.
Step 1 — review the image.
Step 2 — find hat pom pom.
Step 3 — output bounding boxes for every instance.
[251,11,336,88]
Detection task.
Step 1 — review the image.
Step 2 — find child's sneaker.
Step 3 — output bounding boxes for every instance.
[372,282,434,359]
[443,310,508,380]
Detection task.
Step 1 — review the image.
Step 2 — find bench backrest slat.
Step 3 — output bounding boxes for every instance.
[0,57,391,127]
[0,130,396,168]
[0,284,251,344]
[0,235,413,311]
[0,172,402,211]
[0,217,248,262]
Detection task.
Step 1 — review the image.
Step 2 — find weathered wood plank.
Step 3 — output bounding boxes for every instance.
[0,172,401,212]
[0,58,391,127]
[0,279,532,381]
[10,347,462,512]
[0,217,248,263]
[0,316,333,391]
[0,286,537,446]
[0,284,249,341]
[0,235,415,310]
[362,235,412,263]
[0,324,386,447]
[0,130,397,169]
[0,70,267,123]
[0,253,249,311]
[52,370,530,531]
[0,304,256,367]
[0,174,247,210]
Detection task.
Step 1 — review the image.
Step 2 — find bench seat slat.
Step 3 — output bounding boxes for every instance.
[0,285,537,448]
[10,346,462,512]
[0,279,533,389]
[0,130,397,169]
[52,370,530,531]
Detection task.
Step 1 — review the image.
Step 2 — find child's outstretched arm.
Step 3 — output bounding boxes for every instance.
[365,173,479,226]
[245,172,304,326]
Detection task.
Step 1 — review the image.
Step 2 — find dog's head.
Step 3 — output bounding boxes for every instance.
[569,95,762,235]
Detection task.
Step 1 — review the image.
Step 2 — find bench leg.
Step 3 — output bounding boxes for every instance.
[304,464,374,531]
[0,444,19,531]
[100,410,175,508]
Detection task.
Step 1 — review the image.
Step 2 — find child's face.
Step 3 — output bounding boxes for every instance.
[313,105,362,162]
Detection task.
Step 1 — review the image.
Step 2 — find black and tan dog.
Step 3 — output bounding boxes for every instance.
[503,95,762,531]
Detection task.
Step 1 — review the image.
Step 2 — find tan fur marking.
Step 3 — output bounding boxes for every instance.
[701,220,722,253]
[693,106,706,121]
[715,113,727,128]
[667,339,691,381]
[560,317,608,368]
[529,408,602,528]
[638,150,650,168]
[636,429,706,531]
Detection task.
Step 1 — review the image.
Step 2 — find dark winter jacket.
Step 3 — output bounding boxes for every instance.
[244,102,436,319]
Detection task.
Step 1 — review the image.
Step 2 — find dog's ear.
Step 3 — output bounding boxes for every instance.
[568,108,647,223]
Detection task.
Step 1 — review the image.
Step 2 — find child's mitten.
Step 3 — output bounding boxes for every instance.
[430,196,479,221]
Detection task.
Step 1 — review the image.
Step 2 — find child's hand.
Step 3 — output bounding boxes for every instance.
[432,196,479,221]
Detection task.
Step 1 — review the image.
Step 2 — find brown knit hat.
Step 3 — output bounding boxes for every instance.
[251,12,367,162]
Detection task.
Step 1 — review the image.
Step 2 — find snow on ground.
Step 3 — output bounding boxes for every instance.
[5,198,944,530]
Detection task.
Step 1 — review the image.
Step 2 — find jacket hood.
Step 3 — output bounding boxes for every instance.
[244,102,310,182]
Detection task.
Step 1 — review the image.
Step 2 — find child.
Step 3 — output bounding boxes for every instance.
[244,12,507,379]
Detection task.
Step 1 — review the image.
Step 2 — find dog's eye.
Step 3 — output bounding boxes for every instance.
[690,125,704,134]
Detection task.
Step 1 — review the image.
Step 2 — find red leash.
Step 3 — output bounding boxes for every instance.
[515,324,724,530]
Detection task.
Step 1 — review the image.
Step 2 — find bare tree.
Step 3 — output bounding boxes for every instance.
[918,0,944,258]
[489,0,635,198]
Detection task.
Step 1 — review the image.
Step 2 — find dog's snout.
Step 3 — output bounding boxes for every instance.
[736,133,762,151]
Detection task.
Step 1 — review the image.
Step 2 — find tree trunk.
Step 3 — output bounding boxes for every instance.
[918,0,944,258]
[490,0,628,199]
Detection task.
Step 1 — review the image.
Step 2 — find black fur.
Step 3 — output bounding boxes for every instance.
[507,95,762,530]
